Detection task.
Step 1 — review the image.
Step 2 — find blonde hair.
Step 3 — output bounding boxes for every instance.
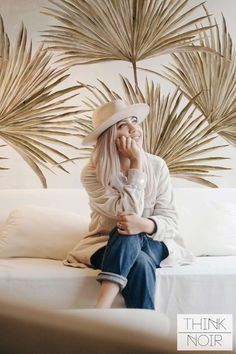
[90,124,156,202]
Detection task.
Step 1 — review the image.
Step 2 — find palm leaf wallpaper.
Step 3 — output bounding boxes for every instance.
[42,0,216,85]
[0,145,8,171]
[143,8,236,147]
[0,0,236,188]
[0,15,83,187]
[72,78,230,188]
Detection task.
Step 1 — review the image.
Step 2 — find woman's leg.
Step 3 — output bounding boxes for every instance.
[97,227,145,286]
[90,247,119,308]
[122,237,169,309]
[91,227,145,308]
[141,236,169,268]
[95,281,120,308]
[122,251,156,309]
[90,229,169,309]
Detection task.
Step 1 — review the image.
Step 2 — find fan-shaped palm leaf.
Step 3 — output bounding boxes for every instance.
[42,0,215,83]
[0,145,8,171]
[63,77,230,187]
[64,80,122,159]
[0,16,83,187]
[141,10,236,147]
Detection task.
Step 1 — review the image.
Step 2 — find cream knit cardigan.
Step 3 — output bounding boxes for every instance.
[64,153,195,268]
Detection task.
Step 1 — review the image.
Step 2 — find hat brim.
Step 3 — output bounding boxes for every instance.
[82,103,150,146]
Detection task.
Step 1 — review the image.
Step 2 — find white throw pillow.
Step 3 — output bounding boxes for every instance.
[178,200,236,256]
[0,205,90,260]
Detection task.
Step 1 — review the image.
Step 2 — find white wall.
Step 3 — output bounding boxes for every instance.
[0,0,235,189]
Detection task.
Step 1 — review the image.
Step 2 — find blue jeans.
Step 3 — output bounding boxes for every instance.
[90,227,169,309]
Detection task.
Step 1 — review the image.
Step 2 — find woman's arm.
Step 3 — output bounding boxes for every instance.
[106,159,178,238]
[81,163,147,219]
[147,160,179,241]
[116,212,156,235]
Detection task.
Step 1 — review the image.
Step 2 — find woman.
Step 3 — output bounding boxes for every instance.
[65,100,194,309]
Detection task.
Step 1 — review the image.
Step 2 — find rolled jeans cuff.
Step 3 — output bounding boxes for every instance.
[96,271,127,290]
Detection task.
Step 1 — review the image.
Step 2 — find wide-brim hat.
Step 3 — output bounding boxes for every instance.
[82,100,150,146]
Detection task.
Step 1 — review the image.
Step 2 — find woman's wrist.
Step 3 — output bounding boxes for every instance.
[142,217,156,235]
[130,158,142,170]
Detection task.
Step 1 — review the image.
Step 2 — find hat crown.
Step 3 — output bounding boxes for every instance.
[92,100,127,129]
[82,100,149,146]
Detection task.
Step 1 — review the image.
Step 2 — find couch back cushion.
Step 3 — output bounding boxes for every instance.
[0,188,236,258]
[0,189,90,224]
[174,188,236,256]
[0,205,90,260]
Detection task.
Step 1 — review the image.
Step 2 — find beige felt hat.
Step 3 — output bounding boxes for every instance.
[82,100,150,146]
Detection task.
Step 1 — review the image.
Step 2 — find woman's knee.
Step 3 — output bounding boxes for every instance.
[133,251,155,272]
[109,227,145,238]
[109,227,142,245]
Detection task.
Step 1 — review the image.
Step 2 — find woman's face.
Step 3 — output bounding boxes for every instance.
[116,116,143,147]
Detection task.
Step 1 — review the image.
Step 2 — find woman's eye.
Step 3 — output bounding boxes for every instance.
[118,118,137,129]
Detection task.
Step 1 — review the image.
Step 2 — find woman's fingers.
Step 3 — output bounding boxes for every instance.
[118,215,127,222]
[118,212,135,222]
[116,137,122,152]
[121,136,128,152]
[116,136,126,155]
[118,229,129,235]
[116,136,141,162]
[117,221,127,234]
[126,136,132,150]
[117,220,127,230]
[116,136,135,153]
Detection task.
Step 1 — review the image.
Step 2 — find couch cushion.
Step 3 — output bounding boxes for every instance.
[0,256,235,320]
[175,188,236,256]
[0,257,124,309]
[0,189,90,224]
[0,206,90,260]
[156,255,236,336]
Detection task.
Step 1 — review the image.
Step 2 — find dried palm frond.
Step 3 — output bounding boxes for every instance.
[140,9,236,147]
[0,144,8,170]
[123,77,230,187]
[0,16,84,187]
[42,0,215,80]
[62,80,123,160]
[61,77,230,187]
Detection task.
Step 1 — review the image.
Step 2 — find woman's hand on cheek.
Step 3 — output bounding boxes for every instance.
[116,212,155,235]
[116,136,141,162]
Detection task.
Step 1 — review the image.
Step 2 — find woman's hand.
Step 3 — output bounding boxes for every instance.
[117,212,156,235]
[116,136,141,163]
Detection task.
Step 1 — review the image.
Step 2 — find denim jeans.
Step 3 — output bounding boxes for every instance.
[90,227,169,309]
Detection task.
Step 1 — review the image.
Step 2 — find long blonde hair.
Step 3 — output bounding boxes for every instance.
[90,124,156,202]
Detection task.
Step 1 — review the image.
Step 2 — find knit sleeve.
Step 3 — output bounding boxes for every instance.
[147,160,179,241]
[81,163,147,219]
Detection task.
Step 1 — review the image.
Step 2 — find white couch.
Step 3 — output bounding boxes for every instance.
[0,188,236,339]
